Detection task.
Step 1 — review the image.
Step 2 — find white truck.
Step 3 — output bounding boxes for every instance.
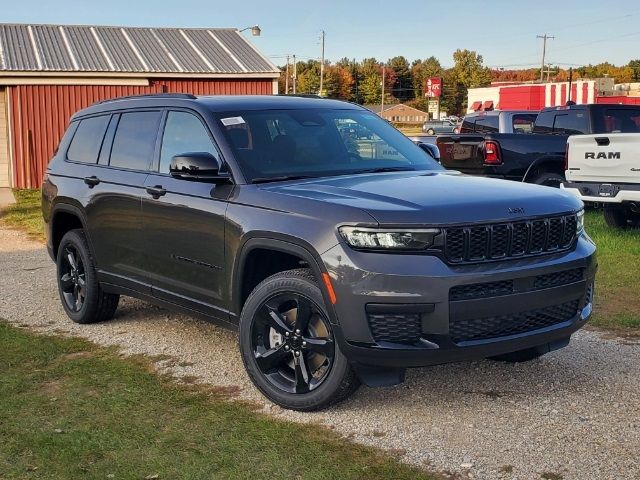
[563,132,640,228]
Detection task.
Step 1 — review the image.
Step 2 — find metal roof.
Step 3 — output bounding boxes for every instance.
[0,23,279,75]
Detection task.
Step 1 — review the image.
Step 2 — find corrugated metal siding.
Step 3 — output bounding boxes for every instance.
[9,79,273,188]
[0,88,10,187]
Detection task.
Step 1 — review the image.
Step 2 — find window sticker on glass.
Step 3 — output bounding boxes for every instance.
[221,116,246,126]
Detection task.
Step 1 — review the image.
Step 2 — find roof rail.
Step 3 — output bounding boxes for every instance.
[95,93,197,105]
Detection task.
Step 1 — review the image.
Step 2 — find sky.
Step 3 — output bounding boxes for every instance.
[5,0,640,69]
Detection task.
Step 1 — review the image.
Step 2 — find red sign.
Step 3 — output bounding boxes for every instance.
[425,77,442,97]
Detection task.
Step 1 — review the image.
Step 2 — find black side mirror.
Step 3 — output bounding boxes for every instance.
[417,142,440,161]
[169,152,229,182]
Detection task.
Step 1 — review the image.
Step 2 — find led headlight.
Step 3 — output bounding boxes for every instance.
[339,227,440,250]
[576,208,585,235]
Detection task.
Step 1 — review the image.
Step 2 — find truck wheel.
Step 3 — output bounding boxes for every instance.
[603,204,634,229]
[426,128,435,135]
[239,268,359,411]
[531,172,565,188]
[488,347,544,363]
[56,229,119,324]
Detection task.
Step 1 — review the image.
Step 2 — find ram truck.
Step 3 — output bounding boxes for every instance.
[563,132,640,228]
[437,104,640,188]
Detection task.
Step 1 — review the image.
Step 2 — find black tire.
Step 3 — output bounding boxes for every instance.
[239,268,359,411]
[603,204,638,229]
[531,171,565,188]
[426,128,435,135]
[56,229,119,324]
[488,347,544,363]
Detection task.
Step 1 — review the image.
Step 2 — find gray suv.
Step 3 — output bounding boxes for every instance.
[42,94,596,411]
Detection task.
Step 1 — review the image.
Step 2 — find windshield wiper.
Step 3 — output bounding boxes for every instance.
[251,175,315,184]
[352,166,416,174]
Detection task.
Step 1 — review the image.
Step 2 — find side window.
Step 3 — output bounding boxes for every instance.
[532,111,554,134]
[552,112,589,135]
[66,115,110,163]
[474,117,498,133]
[512,114,536,134]
[160,112,219,173]
[109,111,162,170]
[460,118,475,133]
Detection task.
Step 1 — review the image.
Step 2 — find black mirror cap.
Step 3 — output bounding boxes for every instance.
[417,142,440,161]
[169,152,229,181]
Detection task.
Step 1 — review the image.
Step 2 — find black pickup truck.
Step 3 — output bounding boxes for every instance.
[437,104,640,187]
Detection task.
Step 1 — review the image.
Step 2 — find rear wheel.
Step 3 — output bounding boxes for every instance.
[603,204,638,229]
[239,269,359,411]
[426,128,435,135]
[531,171,565,188]
[56,230,119,324]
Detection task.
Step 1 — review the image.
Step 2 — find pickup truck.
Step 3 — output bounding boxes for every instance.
[562,131,640,228]
[437,104,640,187]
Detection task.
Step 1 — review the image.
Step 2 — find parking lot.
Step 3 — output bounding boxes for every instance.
[2,225,638,480]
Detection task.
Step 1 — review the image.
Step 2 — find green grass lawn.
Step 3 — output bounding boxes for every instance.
[0,321,437,480]
[1,190,638,336]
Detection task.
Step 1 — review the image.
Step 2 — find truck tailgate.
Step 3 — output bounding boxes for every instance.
[566,133,640,184]
[436,135,486,173]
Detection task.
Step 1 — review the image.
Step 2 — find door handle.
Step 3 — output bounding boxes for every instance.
[595,137,610,146]
[146,185,167,198]
[83,176,100,187]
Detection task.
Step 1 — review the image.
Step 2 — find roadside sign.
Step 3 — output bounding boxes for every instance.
[425,77,442,97]
[428,100,439,113]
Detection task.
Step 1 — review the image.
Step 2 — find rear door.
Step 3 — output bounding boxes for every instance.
[84,110,162,292]
[567,133,640,184]
[141,110,231,318]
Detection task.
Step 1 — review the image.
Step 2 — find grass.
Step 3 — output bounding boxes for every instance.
[0,189,44,240]
[1,190,638,337]
[0,320,438,480]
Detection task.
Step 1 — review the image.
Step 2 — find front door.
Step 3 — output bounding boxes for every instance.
[141,110,231,319]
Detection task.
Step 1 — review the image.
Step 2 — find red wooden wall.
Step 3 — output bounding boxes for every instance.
[9,78,274,188]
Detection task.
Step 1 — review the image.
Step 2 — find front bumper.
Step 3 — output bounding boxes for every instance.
[563,181,640,204]
[322,235,596,368]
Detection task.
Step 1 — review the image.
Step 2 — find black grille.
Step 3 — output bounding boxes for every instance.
[534,268,584,289]
[450,280,513,301]
[450,300,580,344]
[368,313,421,345]
[443,214,578,264]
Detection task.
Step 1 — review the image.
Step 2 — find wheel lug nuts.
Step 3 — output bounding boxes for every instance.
[284,345,290,351]
[294,351,300,357]
[295,329,300,334]
[302,341,307,347]
[285,332,290,337]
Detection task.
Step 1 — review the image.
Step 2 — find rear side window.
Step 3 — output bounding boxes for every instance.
[552,112,589,135]
[460,118,475,133]
[66,115,110,163]
[533,111,554,133]
[511,114,536,134]
[598,108,640,133]
[110,111,162,170]
[159,112,219,173]
[474,116,499,133]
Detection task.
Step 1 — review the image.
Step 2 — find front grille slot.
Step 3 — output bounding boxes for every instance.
[368,313,421,345]
[450,300,580,344]
[533,268,584,289]
[443,213,577,264]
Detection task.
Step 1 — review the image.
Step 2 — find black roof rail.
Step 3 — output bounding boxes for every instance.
[94,93,197,105]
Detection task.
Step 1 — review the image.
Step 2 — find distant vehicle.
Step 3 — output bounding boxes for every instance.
[563,128,640,228]
[437,104,640,187]
[460,110,538,135]
[422,119,458,135]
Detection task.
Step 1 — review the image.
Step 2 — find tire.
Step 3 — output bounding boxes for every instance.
[239,268,359,411]
[531,171,565,188]
[56,229,119,324]
[488,347,544,363]
[426,128,435,135]
[603,204,637,229]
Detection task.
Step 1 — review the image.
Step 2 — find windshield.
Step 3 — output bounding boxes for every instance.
[214,108,443,183]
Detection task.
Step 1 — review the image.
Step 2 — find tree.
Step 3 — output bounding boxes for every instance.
[323,65,353,100]
[388,56,412,101]
[411,56,444,99]
[442,49,491,114]
[296,60,321,95]
[630,60,640,82]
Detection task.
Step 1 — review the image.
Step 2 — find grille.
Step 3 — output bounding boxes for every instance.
[450,300,580,344]
[450,280,513,301]
[368,313,421,345]
[534,268,584,289]
[443,214,578,264]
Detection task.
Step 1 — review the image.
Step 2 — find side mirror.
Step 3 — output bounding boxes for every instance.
[169,152,229,181]
[417,142,440,161]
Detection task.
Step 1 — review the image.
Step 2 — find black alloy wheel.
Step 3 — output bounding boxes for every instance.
[59,244,86,313]
[251,292,334,394]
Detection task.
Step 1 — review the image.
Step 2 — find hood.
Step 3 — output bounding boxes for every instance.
[261,171,582,225]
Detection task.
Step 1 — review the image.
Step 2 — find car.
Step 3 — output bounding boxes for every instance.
[437,104,640,188]
[42,93,596,411]
[562,123,640,228]
[422,119,458,135]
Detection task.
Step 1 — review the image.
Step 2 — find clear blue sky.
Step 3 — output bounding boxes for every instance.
[6,0,640,68]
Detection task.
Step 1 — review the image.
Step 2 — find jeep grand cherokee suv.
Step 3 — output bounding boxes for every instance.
[42,94,596,411]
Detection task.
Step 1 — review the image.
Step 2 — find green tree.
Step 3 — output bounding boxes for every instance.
[411,56,444,99]
[442,49,491,114]
[296,60,321,95]
[388,56,412,101]
[630,60,640,82]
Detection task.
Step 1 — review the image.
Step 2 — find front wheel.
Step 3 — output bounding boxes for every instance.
[531,171,565,188]
[603,204,639,229]
[239,269,359,411]
[426,128,435,135]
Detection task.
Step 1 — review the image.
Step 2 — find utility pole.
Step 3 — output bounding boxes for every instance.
[292,54,297,94]
[285,55,290,94]
[380,65,385,115]
[319,30,325,96]
[537,34,555,82]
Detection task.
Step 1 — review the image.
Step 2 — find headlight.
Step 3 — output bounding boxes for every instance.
[339,226,440,250]
[576,209,585,235]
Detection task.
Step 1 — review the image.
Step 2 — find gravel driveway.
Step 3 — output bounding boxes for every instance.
[1,225,638,480]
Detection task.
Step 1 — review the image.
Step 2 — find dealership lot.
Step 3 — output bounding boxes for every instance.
[1,225,638,480]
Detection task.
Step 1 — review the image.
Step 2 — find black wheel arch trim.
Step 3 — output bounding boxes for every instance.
[232,234,339,324]
[522,155,565,183]
[50,201,96,262]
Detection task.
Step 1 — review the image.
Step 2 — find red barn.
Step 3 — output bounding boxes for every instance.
[0,23,280,188]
